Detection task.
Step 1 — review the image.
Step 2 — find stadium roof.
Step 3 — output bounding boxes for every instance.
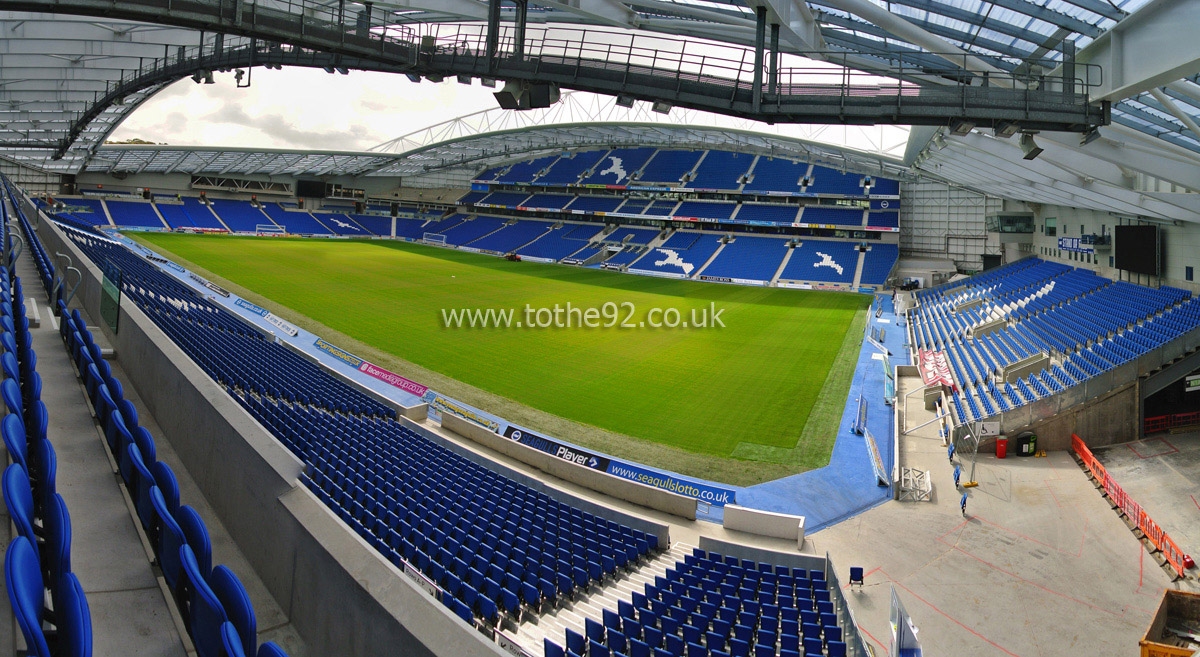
[83,120,913,186]
[1,0,1198,216]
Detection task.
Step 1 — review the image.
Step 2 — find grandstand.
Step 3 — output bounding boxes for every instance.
[2,1,1199,657]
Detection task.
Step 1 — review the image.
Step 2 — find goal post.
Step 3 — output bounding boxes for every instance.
[256,224,286,237]
[423,232,447,246]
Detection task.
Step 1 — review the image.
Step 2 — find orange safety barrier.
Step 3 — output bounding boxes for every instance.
[1072,434,1188,579]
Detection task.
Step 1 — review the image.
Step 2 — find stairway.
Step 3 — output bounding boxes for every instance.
[692,240,728,279]
[850,249,866,288]
[149,201,171,229]
[204,202,233,232]
[508,543,694,657]
[98,199,116,227]
[770,244,796,286]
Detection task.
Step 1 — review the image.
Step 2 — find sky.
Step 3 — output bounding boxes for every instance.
[109,67,909,157]
[110,68,508,151]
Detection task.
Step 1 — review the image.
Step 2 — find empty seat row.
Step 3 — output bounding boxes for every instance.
[8,177,288,657]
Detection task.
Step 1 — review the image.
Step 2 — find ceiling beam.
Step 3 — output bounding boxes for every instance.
[818,0,1008,79]
[1148,87,1200,139]
[1075,0,1200,102]
[535,0,639,28]
[744,0,826,51]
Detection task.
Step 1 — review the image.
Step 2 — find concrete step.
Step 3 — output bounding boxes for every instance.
[510,544,694,656]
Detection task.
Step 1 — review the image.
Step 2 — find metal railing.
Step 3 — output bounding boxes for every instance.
[412,22,1101,102]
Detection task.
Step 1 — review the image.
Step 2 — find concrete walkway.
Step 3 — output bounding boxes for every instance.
[14,242,306,654]
[1094,432,1200,574]
[804,372,1192,656]
[21,261,184,655]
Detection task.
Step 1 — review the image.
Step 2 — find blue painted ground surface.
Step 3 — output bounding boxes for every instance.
[733,294,908,533]
[117,231,906,529]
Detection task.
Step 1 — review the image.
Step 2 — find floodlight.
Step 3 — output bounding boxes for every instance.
[949,119,975,136]
[1019,133,1043,160]
[994,121,1020,138]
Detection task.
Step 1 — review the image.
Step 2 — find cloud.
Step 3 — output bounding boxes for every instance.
[109,66,909,157]
[112,68,502,151]
[204,103,375,150]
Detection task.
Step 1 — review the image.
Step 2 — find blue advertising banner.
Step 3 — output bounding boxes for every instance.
[235,298,269,317]
[313,338,365,368]
[502,425,736,505]
[604,461,737,506]
[1058,237,1094,253]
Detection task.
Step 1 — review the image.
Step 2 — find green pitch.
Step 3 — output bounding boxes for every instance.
[134,233,867,479]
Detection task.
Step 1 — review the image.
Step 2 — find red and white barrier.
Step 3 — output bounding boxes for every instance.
[1072,434,1189,578]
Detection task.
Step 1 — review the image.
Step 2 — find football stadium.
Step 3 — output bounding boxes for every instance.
[0,0,1199,656]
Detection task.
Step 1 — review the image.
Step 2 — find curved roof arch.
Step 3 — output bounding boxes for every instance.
[368,90,909,160]
[84,120,914,186]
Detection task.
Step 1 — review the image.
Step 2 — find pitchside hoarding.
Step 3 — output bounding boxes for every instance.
[503,426,737,506]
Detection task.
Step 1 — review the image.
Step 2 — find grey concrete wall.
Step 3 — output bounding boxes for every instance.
[441,414,696,524]
[1021,382,1140,451]
[972,381,1140,452]
[32,216,508,657]
[722,505,804,547]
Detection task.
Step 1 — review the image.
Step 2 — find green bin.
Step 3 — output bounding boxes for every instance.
[1016,432,1037,457]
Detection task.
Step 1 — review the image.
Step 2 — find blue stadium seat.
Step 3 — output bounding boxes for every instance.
[180,543,229,657]
[256,642,291,657]
[151,485,187,590]
[178,505,213,579]
[211,566,256,657]
[3,464,37,554]
[221,621,249,657]
[6,536,51,657]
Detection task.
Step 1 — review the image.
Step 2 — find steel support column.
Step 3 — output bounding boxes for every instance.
[486,0,502,73]
[513,0,528,62]
[753,7,766,113]
[1061,39,1075,98]
[769,23,780,97]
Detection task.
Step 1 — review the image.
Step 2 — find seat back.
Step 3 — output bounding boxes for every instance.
[256,642,290,657]
[95,385,115,436]
[1,351,18,381]
[5,536,51,657]
[133,426,156,468]
[3,463,37,554]
[58,572,93,657]
[128,444,156,531]
[43,492,72,587]
[152,460,180,516]
[2,412,27,470]
[28,399,47,443]
[113,413,135,485]
[32,437,56,511]
[0,378,19,419]
[210,565,256,657]
[151,486,186,591]
[221,622,248,657]
[178,506,212,582]
[180,544,229,657]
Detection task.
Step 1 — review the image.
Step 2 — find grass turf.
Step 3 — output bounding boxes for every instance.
[133,233,868,482]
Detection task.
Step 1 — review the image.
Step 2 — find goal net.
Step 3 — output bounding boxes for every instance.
[423,232,447,246]
[256,224,286,236]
